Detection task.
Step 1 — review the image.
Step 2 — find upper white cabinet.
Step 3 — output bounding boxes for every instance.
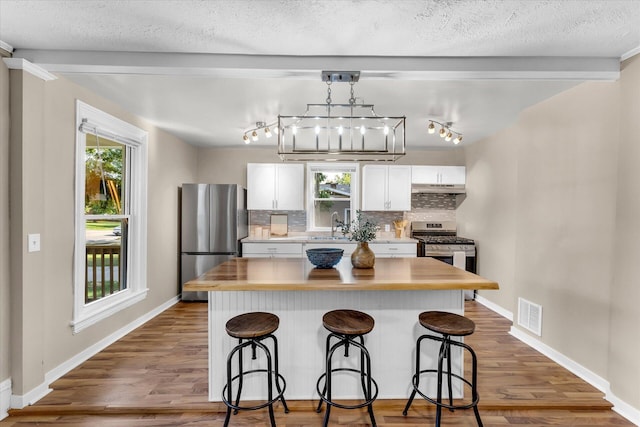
[411,166,466,186]
[247,163,304,210]
[361,165,412,211]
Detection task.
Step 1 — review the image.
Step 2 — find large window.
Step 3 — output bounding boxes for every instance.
[73,101,148,333]
[306,163,359,231]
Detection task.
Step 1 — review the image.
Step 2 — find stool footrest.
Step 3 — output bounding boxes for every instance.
[316,368,379,410]
[410,369,479,411]
[222,369,287,411]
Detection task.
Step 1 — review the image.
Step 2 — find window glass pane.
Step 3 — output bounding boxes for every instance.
[313,171,351,199]
[84,219,128,303]
[85,135,125,215]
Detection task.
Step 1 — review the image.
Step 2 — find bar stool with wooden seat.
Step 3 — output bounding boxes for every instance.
[223,312,289,427]
[316,309,378,427]
[403,311,482,427]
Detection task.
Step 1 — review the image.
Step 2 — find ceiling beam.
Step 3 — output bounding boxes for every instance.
[14,49,620,81]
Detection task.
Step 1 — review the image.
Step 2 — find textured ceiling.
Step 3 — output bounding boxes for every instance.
[1,0,639,149]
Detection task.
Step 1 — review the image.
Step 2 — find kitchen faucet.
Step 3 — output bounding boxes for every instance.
[330,211,339,238]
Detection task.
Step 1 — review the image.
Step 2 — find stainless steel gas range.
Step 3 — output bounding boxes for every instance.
[411,221,477,299]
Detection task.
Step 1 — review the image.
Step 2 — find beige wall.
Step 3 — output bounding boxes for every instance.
[0,58,10,384]
[610,55,640,408]
[459,55,640,410]
[195,146,465,185]
[7,69,198,396]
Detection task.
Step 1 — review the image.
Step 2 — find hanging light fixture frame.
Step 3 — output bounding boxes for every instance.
[277,71,406,162]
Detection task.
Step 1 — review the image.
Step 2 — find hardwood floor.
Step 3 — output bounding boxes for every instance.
[1,301,634,426]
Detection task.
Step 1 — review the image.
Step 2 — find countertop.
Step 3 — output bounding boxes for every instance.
[241,234,418,244]
[184,257,499,292]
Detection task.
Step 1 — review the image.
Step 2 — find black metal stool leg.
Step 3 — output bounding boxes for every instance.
[403,335,425,415]
[268,334,289,414]
[445,337,454,412]
[435,338,447,427]
[316,333,334,413]
[233,338,244,415]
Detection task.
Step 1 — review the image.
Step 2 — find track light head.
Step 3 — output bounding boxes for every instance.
[264,127,272,138]
[454,135,463,144]
[251,130,258,141]
[439,127,446,138]
[243,134,250,144]
[427,122,435,134]
[445,131,453,141]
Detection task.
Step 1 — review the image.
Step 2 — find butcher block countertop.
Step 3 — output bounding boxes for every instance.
[184,257,499,292]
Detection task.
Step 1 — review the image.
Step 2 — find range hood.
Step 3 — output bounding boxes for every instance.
[411,183,466,194]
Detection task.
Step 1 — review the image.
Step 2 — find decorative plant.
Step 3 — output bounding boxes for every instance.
[336,210,379,243]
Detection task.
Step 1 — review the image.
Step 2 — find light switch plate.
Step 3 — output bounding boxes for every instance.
[28,233,41,252]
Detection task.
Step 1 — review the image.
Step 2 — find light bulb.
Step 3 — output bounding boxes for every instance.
[251,130,258,141]
[338,125,344,135]
[445,131,453,141]
[439,127,446,138]
[273,126,279,134]
[360,126,366,135]
[428,122,435,134]
[454,135,463,144]
[383,125,389,135]
[243,134,250,144]
[292,125,297,135]
[264,127,272,138]
[315,125,320,135]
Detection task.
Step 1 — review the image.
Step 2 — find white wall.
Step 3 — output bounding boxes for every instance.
[610,55,640,410]
[195,146,465,185]
[459,54,640,413]
[0,56,11,397]
[6,67,198,399]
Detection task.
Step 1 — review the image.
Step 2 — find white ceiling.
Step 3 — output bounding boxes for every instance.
[1,0,639,149]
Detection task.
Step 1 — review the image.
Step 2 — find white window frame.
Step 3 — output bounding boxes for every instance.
[306,163,359,232]
[72,100,148,334]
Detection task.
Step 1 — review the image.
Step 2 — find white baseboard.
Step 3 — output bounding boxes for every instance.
[1,378,11,420]
[477,297,639,426]
[9,296,180,411]
[474,294,513,321]
[509,326,611,393]
[609,394,640,426]
[10,382,51,410]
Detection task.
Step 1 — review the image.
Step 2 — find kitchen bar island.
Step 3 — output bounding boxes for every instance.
[184,257,499,402]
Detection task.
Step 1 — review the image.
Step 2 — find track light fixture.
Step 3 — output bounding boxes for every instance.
[427,120,463,145]
[242,121,278,144]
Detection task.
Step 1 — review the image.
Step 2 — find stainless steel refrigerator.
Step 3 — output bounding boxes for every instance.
[180,184,248,301]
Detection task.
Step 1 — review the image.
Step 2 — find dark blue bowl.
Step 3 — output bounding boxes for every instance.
[306,248,344,269]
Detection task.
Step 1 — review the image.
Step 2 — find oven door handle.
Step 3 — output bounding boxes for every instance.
[425,251,459,257]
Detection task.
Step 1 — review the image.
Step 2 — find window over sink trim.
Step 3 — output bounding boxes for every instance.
[306,163,359,232]
[72,101,148,334]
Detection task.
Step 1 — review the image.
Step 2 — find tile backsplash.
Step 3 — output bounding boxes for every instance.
[248,193,459,235]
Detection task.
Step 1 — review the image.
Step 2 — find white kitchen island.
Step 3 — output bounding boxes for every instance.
[184,257,498,402]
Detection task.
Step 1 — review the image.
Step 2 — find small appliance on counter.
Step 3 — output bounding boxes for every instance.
[180,184,248,301]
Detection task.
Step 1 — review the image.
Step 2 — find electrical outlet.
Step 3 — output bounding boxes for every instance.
[28,233,41,252]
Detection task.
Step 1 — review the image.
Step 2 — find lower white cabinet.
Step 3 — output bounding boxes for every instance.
[370,242,417,258]
[242,242,303,258]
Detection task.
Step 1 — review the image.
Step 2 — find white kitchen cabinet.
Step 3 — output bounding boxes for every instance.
[242,242,304,258]
[247,163,304,210]
[370,242,417,258]
[361,165,412,211]
[411,165,465,186]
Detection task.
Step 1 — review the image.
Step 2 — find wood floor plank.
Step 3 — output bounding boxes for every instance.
[1,301,634,426]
